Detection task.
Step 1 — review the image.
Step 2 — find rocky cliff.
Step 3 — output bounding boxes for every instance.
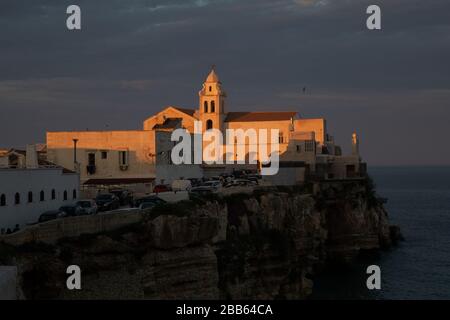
[0,179,401,299]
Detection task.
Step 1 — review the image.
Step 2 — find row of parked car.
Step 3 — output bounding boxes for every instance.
[149,170,263,196]
[36,172,262,223]
[37,188,170,223]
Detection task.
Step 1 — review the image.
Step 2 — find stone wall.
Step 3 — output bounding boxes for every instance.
[0,210,143,246]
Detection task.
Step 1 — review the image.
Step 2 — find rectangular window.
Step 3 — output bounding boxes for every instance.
[101,151,108,159]
[88,153,96,166]
[305,141,315,152]
[119,151,129,166]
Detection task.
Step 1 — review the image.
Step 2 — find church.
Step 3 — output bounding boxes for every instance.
[46,68,364,193]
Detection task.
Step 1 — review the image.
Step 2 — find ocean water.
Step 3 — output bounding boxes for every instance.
[311,166,450,300]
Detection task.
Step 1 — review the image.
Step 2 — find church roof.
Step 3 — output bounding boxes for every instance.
[153,118,182,130]
[172,107,196,117]
[225,111,298,122]
[206,69,219,83]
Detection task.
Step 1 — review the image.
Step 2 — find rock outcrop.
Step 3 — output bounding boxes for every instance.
[0,179,401,299]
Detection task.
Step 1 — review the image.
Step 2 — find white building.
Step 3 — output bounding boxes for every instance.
[0,145,79,232]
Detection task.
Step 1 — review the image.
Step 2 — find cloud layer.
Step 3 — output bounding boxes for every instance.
[1,0,449,165]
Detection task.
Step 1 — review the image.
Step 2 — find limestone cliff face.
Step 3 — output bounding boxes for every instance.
[0,180,399,300]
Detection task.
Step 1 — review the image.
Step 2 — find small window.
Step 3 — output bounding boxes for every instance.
[101,151,108,159]
[204,101,208,113]
[73,189,77,200]
[28,191,33,203]
[119,151,129,166]
[15,193,20,205]
[0,194,6,206]
[63,190,68,201]
[51,189,56,200]
[279,133,284,144]
[206,120,213,130]
[211,101,215,113]
[296,145,301,153]
[40,190,45,202]
[209,86,212,92]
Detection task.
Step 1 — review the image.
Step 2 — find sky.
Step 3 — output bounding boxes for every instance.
[0,0,449,166]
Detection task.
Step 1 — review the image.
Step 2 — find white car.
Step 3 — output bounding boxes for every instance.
[76,199,98,215]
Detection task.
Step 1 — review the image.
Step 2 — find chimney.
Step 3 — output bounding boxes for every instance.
[26,144,39,169]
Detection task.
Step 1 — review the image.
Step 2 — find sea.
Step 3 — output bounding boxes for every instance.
[310,166,450,300]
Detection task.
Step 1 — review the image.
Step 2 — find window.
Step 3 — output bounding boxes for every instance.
[305,141,315,152]
[211,101,215,113]
[296,145,301,153]
[279,133,284,144]
[206,120,213,130]
[209,86,212,92]
[88,153,96,166]
[101,151,108,159]
[119,151,129,166]
[73,189,77,200]
[51,189,56,200]
[63,190,68,201]
[28,191,33,203]
[0,194,6,206]
[40,190,45,202]
[15,193,20,205]
[204,101,208,113]
[87,152,96,174]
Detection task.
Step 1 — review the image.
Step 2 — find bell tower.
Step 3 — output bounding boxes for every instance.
[198,66,227,133]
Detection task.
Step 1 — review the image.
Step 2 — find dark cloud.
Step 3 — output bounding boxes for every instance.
[0,0,449,165]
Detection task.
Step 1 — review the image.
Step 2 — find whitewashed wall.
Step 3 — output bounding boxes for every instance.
[0,168,79,231]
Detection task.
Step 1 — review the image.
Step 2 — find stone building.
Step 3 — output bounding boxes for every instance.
[46,68,365,189]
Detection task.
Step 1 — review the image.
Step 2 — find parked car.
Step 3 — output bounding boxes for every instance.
[246,174,261,184]
[133,195,166,208]
[153,184,172,193]
[190,186,215,196]
[202,181,222,191]
[38,210,65,223]
[59,204,87,217]
[220,173,234,183]
[76,199,98,215]
[95,193,120,212]
[139,202,157,210]
[109,188,134,206]
[171,179,192,192]
[224,179,256,188]
[188,178,202,187]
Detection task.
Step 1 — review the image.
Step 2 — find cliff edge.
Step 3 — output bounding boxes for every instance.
[0,178,402,299]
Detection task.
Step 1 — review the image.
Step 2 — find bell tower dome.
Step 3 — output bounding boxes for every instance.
[198,66,227,133]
